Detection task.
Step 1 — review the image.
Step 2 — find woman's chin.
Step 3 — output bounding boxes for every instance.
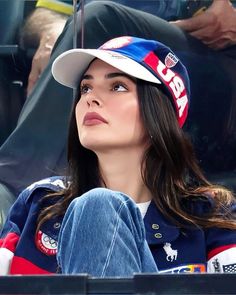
[80,139,107,152]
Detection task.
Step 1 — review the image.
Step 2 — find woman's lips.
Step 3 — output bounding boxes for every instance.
[83,112,108,126]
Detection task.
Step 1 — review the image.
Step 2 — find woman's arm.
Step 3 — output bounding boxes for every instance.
[206,201,236,273]
[0,191,29,275]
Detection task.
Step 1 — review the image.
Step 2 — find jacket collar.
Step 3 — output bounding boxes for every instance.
[143,201,180,245]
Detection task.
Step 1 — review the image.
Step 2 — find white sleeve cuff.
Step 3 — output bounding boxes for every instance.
[207,247,236,273]
[0,248,14,275]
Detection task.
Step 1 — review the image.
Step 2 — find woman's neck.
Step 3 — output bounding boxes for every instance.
[97,149,152,203]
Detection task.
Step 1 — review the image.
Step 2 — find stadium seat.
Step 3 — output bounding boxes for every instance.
[0,0,28,145]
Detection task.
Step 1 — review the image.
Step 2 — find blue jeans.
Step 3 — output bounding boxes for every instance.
[57,188,158,276]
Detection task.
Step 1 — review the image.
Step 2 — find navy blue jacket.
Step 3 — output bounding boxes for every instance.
[0,177,236,274]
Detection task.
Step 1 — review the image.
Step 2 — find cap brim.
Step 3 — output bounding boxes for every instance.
[52,48,161,89]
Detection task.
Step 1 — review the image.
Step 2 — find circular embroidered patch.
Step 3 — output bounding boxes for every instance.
[35,230,58,256]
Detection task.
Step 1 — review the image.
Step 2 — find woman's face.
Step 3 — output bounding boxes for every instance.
[75,59,148,153]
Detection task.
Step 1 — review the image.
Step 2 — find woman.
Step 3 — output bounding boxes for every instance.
[0,36,236,276]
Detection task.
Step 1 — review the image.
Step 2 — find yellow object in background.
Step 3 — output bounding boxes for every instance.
[36,0,73,15]
[193,6,208,16]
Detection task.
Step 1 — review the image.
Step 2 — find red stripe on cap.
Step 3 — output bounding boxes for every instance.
[0,232,19,252]
[10,256,52,274]
[143,51,188,127]
[207,244,236,260]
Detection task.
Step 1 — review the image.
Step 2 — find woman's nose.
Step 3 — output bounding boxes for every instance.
[86,95,101,107]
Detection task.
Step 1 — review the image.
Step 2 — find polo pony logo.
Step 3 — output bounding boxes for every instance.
[163,243,178,262]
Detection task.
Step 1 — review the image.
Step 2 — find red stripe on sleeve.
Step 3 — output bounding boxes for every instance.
[10,256,53,275]
[208,244,236,260]
[0,233,20,252]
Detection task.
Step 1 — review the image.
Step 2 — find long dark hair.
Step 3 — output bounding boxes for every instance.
[37,79,236,231]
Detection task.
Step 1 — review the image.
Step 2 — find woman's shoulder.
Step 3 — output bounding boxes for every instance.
[181,192,235,216]
[181,194,215,216]
[26,176,67,192]
[19,176,68,204]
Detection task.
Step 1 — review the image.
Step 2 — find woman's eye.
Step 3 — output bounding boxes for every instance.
[80,84,91,94]
[113,83,128,92]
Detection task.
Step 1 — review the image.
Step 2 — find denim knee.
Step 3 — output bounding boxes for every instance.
[73,187,131,206]
[71,188,136,216]
[66,187,146,242]
[58,187,155,276]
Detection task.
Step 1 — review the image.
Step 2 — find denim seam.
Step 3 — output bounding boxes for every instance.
[59,200,84,271]
[101,199,129,277]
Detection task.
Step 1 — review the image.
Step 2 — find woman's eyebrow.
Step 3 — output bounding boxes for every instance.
[82,74,93,80]
[81,72,136,83]
[106,72,136,83]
